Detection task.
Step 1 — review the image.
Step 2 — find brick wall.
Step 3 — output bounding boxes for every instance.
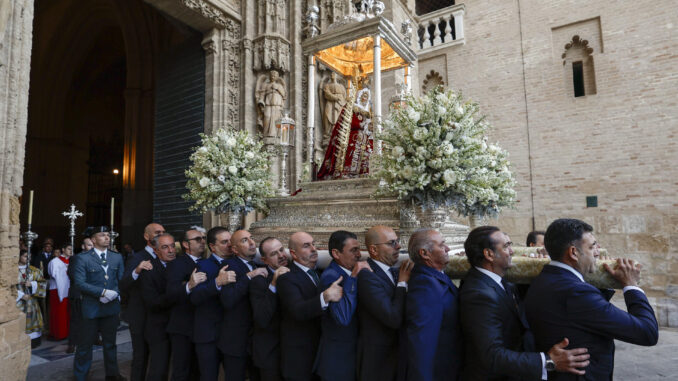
[418,0,678,325]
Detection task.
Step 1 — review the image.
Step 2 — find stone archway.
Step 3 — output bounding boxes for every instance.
[0,0,242,378]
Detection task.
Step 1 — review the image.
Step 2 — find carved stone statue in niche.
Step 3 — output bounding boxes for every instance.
[321,72,346,148]
[256,70,287,138]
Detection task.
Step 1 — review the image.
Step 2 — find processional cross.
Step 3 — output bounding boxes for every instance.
[62,204,83,250]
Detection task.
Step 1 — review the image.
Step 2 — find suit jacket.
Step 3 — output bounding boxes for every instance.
[357,258,406,381]
[277,261,324,380]
[31,251,53,279]
[71,249,124,319]
[404,264,463,381]
[165,253,199,338]
[525,265,658,381]
[67,252,83,299]
[218,256,255,357]
[459,267,541,381]
[140,257,174,344]
[249,267,281,370]
[190,254,227,344]
[315,260,359,380]
[119,248,154,334]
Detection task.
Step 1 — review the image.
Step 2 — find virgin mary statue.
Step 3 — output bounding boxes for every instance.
[317,87,373,180]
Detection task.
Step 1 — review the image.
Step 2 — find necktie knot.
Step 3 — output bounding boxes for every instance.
[389,268,398,284]
[100,252,107,263]
[307,269,320,285]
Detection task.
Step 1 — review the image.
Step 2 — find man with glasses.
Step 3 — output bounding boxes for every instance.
[460,226,590,380]
[120,222,165,381]
[166,229,208,380]
[357,225,412,381]
[72,226,126,381]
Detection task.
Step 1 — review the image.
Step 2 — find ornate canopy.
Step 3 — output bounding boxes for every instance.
[301,15,417,77]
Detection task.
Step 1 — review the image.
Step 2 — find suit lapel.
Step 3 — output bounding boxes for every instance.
[291,262,317,290]
[471,267,519,317]
[368,258,395,287]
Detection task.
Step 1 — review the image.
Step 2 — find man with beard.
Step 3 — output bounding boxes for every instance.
[357,225,412,381]
[249,237,290,381]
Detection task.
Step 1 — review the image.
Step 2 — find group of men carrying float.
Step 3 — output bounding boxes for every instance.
[22,215,653,381]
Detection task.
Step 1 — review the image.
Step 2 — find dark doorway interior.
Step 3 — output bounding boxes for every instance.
[23,0,201,251]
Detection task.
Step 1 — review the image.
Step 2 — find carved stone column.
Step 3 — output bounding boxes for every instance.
[0,0,35,378]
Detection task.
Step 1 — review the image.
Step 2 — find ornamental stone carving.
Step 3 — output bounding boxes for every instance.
[180,0,229,27]
[321,72,346,148]
[253,36,290,73]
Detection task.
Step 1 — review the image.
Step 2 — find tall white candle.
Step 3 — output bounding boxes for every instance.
[110,197,115,226]
[27,190,34,225]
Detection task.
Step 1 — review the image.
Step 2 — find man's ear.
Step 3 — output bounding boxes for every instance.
[419,249,429,261]
[330,248,340,261]
[566,246,578,262]
[181,241,189,251]
[483,248,494,263]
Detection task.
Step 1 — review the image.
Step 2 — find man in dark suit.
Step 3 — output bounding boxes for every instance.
[460,226,590,380]
[190,226,236,381]
[277,231,344,381]
[315,230,371,381]
[119,222,165,381]
[71,226,126,381]
[403,228,463,381]
[218,230,268,381]
[166,228,208,381]
[357,225,412,381]
[250,237,290,381]
[525,218,659,380]
[31,237,54,279]
[140,233,178,381]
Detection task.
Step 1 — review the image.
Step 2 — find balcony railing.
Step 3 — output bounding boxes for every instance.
[416,3,465,53]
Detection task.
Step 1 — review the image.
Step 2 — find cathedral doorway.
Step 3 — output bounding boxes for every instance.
[22,0,204,248]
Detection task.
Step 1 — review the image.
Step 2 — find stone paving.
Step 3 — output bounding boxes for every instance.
[27,327,678,380]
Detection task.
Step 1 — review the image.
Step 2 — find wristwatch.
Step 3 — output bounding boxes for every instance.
[545,354,556,372]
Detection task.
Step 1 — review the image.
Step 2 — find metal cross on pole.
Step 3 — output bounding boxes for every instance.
[62,204,84,251]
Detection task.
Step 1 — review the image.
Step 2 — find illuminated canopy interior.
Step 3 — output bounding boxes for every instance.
[302,16,417,78]
[315,36,408,77]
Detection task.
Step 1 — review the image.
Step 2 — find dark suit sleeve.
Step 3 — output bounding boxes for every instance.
[190,262,219,306]
[249,276,277,328]
[119,251,144,294]
[406,275,443,381]
[319,268,357,326]
[567,286,658,346]
[357,270,406,329]
[220,268,251,310]
[72,255,104,298]
[166,260,190,304]
[140,270,174,312]
[277,273,323,321]
[460,285,542,379]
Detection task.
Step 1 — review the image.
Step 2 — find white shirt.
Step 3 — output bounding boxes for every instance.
[474,266,546,379]
[373,259,409,290]
[131,245,158,281]
[549,260,645,295]
[294,261,328,309]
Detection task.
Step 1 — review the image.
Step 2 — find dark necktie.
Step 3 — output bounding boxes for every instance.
[247,261,258,270]
[502,279,518,309]
[307,269,320,285]
[100,252,107,265]
[389,268,399,284]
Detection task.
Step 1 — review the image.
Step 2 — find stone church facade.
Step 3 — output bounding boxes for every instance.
[0,0,676,378]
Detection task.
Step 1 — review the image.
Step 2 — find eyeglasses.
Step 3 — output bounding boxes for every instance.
[374,239,400,248]
[188,236,206,242]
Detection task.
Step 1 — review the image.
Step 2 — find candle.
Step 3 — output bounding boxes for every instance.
[27,190,34,225]
[110,197,115,226]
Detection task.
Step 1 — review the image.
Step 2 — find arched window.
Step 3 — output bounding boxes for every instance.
[562,35,596,97]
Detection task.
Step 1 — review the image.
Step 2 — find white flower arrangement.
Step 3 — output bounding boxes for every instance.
[375,87,516,218]
[184,128,274,214]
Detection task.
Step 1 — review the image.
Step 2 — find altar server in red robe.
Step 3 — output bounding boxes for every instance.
[48,243,73,340]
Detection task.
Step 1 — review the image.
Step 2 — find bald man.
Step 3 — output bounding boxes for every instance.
[120,222,165,381]
[277,232,344,381]
[357,226,412,381]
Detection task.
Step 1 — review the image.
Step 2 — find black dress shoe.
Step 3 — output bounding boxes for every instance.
[105,375,127,381]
